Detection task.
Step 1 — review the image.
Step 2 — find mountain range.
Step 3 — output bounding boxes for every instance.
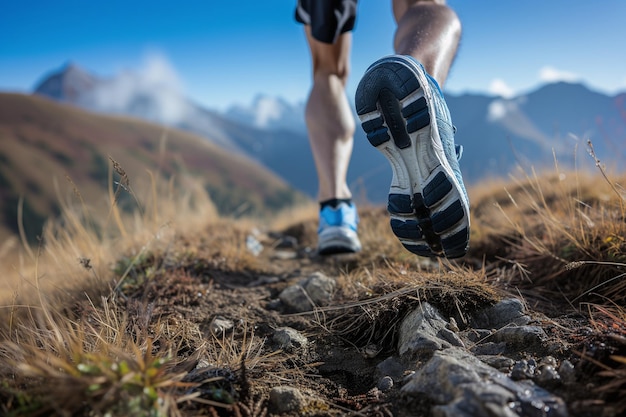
[33,63,626,204]
[0,92,305,243]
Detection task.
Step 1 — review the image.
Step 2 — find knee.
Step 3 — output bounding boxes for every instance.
[394,0,461,32]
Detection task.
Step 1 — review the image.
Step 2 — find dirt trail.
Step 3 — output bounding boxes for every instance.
[104,213,625,417]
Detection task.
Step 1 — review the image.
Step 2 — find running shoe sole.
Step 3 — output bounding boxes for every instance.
[318,226,362,255]
[355,56,470,258]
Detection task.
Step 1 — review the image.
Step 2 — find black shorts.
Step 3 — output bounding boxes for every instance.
[295,0,358,44]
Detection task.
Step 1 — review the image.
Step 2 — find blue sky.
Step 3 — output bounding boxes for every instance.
[2,1,626,110]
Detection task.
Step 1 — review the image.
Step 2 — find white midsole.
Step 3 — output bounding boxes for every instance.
[359,55,471,236]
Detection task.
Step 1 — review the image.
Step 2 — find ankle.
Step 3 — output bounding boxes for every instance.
[320,198,353,210]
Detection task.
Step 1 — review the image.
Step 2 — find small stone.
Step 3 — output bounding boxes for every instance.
[377,376,394,392]
[491,325,547,348]
[273,327,308,350]
[471,298,531,329]
[209,316,234,335]
[540,356,558,367]
[438,327,465,348]
[536,364,561,386]
[447,317,460,332]
[376,357,406,381]
[269,386,306,414]
[465,328,493,343]
[479,355,516,372]
[511,359,536,380]
[558,360,576,385]
[278,285,310,312]
[303,272,336,306]
[278,272,336,312]
[362,344,382,358]
[398,302,451,356]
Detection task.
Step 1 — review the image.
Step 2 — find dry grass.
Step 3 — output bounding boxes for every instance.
[2,139,626,415]
[470,146,626,308]
[317,266,499,350]
[0,158,274,416]
[467,141,626,411]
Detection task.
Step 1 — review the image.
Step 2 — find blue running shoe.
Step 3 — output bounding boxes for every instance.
[355,55,470,258]
[318,202,362,255]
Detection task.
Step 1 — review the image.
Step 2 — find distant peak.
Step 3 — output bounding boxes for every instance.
[33,61,98,99]
[60,61,90,76]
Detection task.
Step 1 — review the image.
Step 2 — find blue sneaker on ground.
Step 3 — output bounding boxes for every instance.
[318,202,362,255]
[355,55,470,258]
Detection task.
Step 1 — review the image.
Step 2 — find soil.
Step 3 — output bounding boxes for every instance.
[79,216,626,417]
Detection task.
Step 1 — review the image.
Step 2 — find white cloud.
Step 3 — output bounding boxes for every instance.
[487,100,507,121]
[487,98,524,122]
[87,52,189,124]
[539,66,581,83]
[488,78,515,98]
[254,96,283,128]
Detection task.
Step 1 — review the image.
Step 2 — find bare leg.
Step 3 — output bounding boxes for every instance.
[354,0,469,258]
[303,26,355,202]
[392,0,461,85]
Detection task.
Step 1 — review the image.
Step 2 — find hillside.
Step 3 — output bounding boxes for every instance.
[33,63,626,204]
[0,93,306,243]
[0,161,625,416]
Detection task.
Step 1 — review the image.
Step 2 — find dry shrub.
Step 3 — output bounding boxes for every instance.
[0,159,260,416]
[467,142,626,409]
[469,148,626,307]
[320,264,499,350]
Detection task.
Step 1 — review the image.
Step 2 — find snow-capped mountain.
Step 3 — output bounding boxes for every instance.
[34,62,256,152]
[225,95,306,132]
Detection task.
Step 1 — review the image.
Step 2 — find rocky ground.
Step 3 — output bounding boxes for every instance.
[98,207,626,417]
[3,170,626,417]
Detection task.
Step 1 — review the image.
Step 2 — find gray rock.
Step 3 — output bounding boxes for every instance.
[471,298,531,329]
[266,298,282,310]
[303,272,335,305]
[402,348,485,404]
[471,341,508,356]
[377,375,394,392]
[397,302,452,356]
[540,356,558,367]
[273,327,308,350]
[278,272,336,312]
[376,357,406,381]
[361,343,383,358]
[439,327,465,348]
[402,348,569,417]
[269,386,307,414]
[465,328,493,343]
[278,285,310,312]
[536,364,561,386]
[491,326,547,348]
[558,360,576,385]
[511,359,537,380]
[479,355,516,372]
